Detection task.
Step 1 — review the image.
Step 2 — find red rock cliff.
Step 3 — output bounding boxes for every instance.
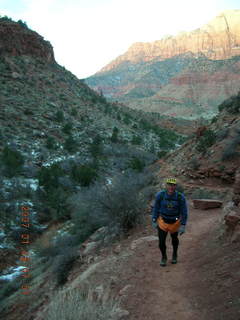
[0,19,55,62]
[100,10,240,73]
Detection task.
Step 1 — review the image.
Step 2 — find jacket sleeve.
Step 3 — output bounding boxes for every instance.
[152,192,161,221]
[179,194,188,225]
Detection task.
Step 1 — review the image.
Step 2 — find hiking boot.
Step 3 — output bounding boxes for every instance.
[160,255,167,267]
[171,253,177,264]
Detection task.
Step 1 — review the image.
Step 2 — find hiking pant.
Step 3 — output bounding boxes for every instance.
[157,226,179,257]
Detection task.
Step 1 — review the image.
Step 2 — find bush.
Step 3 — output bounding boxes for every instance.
[0,277,22,302]
[62,122,73,135]
[128,157,145,172]
[218,92,240,114]
[17,19,28,29]
[110,127,119,143]
[70,170,154,235]
[157,150,168,158]
[196,129,216,153]
[188,157,200,170]
[46,136,57,149]
[55,110,64,122]
[71,108,78,116]
[1,146,24,177]
[64,135,78,153]
[216,128,229,141]
[37,163,64,190]
[52,247,79,286]
[44,186,70,221]
[71,164,98,187]
[89,135,103,157]
[131,135,142,145]
[221,135,240,161]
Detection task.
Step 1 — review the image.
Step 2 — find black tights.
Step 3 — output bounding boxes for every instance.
[157,227,179,257]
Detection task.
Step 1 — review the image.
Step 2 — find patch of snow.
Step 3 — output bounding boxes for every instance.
[106,178,112,185]
[0,230,5,237]
[29,180,38,191]
[43,154,76,167]
[3,178,38,191]
[0,266,25,281]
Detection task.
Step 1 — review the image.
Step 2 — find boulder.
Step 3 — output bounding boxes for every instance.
[224,209,240,228]
[223,205,240,242]
[82,241,98,256]
[192,199,223,210]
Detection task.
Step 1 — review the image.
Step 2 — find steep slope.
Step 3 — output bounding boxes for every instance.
[86,10,240,119]
[157,91,240,184]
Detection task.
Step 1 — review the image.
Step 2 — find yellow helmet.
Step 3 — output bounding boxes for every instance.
[166,177,177,184]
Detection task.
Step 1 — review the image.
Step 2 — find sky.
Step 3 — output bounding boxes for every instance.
[0,0,239,79]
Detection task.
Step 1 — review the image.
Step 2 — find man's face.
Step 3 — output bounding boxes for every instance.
[166,183,176,195]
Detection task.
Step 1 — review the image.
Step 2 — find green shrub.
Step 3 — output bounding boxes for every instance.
[89,135,103,157]
[211,116,218,123]
[0,16,13,23]
[46,136,57,149]
[218,92,240,114]
[1,146,24,177]
[64,135,77,153]
[44,186,70,221]
[123,116,131,125]
[71,108,78,116]
[157,150,168,158]
[62,122,73,134]
[37,163,64,190]
[131,135,142,145]
[24,108,34,115]
[17,19,28,29]
[128,157,145,172]
[216,128,229,141]
[55,110,64,122]
[222,136,240,161]
[110,127,119,143]
[196,129,216,153]
[71,164,98,187]
[0,277,22,301]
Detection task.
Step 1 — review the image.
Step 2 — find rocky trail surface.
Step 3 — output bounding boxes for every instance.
[117,202,240,320]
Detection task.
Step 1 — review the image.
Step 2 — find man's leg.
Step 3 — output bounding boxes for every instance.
[157,226,168,266]
[170,232,179,264]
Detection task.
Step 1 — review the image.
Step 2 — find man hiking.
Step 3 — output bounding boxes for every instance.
[152,178,188,266]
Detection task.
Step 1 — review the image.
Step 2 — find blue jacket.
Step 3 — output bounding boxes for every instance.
[152,190,188,225]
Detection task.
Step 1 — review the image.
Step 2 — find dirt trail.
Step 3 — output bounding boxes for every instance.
[120,202,240,320]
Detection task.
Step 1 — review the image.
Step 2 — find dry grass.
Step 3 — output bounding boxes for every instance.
[45,286,120,320]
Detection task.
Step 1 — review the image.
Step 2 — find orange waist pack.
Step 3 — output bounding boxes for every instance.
[157,217,181,233]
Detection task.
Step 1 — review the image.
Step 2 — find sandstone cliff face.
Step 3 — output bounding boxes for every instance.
[100,10,240,73]
[0,19,55,62]
[86,10,240,119]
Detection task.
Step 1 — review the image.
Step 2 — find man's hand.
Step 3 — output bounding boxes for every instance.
[152,219,158,229]
[179,224,186,235]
